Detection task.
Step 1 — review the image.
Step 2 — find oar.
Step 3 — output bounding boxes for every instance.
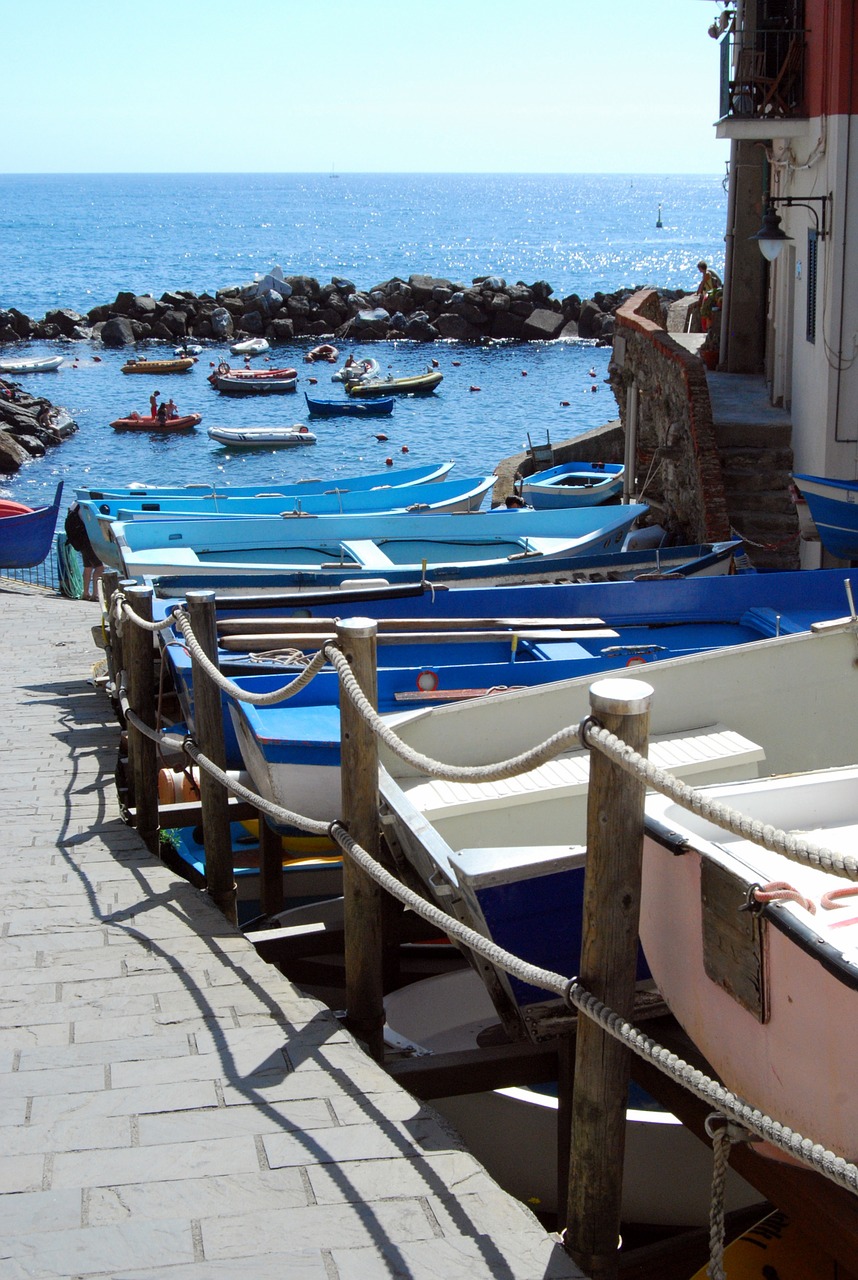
[217,627,618,651]
[216,615,608,636]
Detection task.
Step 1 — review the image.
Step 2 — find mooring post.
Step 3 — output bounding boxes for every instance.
[112,577,139,707]
[124,585,160,857]
[336,617,385,1062]
[564,677,653,1279]
[186,590,237,927]
[258,813,285,918]
[100,570,121,690]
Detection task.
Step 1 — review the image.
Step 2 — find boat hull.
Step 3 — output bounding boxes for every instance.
[206,426,316,449]
[520,462,625,508]
[305,394,395,417]
[110,414,201,432]
[211,375,297,395]
[348,370,443,397]
[120,358,194,375]
[0,481,63,568]
[792,472,858,560]
[0,354,64,374]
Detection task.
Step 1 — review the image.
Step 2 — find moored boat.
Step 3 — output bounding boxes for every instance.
[305,392,394,418]
[206,362,298,386]
[0,354,64,374]
[519,460,625,508]
[332,357,381,384]
[0,481,63,568]
[230,337,270,355]
[305,344,339,363]
[109,413,201,432]
[792,472,858,560]
[348,369,443,397]
[120,357,194,375]
[74,460,456,503]
[112,502,649,584]
[206,425,316,449]
[210,371,297,395]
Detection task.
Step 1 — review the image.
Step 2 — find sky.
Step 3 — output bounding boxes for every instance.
[2,0,730,174]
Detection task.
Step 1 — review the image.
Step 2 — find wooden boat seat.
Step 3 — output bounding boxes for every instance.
[336,540,396,570]
[390,724,765,825]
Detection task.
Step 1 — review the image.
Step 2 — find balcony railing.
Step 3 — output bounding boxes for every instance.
[720,28,806,121]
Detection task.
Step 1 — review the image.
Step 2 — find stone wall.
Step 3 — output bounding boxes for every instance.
[607,290,732,545]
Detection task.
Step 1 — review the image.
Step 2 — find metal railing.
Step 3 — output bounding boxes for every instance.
[720,28,806,120]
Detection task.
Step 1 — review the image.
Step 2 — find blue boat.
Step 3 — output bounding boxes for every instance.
[792,473,858,560]
[305,393,395,418]
[73,460,455,504]
[113,503,650,585]
[78,475,498,570]
[519,461,624,508]
[0,482,63,569]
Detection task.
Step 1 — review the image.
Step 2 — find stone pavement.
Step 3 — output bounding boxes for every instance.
[0,582,582,1280]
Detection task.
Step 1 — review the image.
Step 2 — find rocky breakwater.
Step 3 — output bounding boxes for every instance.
[0,378,77,474]
[0,268,687,349]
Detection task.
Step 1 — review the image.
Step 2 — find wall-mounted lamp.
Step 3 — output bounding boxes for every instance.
[750,195,831,262]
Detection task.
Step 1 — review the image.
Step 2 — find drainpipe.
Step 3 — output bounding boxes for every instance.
[623,380,639,503]
[719,139,739,370]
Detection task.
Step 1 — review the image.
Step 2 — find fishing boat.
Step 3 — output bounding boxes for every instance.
[0,481,63,568]
[331,357,381,384]
[120,357,194,375]
[230,337,270,356]
[305,393,395,418]
[81,474,498,569]
[375,594,858,1042]
[642,764,858,1164]
[73,460,456,503]
[518,460,625,508]
[210,370,297,395]
[109,413,201,432]
[207,424,316,449]
[112,502,649,584]
[0,354,64,374]
[792,472,858,560]
[347,369,443,397]
[170,566,849,820]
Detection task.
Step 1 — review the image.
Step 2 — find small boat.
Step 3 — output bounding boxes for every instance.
[0,481,63,568]
[109,413,201,432]
[305,344,339,363]
[332,357,381,384]
[305,393,394,418]
[113,503,648,584]
[210,371,297,396]
[120,357,194,375]
[642,763,858,1164]
[74,460,456,503]
[792,472,858,560]
[174,343,203,356]
[206,362,298,386]
[206,425,316,449]
[0,354,64,374]
[376,584,858,1043]
[347,369,443,397]
[230,337,270,356]
[519,461,625,508]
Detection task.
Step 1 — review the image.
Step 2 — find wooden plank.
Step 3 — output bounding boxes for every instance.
[387,1040,559,1099]
[701,857,767,1021]
[217,615,609,635]
[218,627,617,650]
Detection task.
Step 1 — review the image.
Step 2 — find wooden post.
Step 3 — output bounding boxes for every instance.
[124,585,160,857]
[186,590,237,926]
[564,677,653,1279]
[258,812,285,918]
[100,570,121,690]
[337,617,385,1062]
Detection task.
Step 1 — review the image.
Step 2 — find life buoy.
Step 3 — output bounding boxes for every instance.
[625,656,648,667]
[416,670,439,692]
[217,361,229,374]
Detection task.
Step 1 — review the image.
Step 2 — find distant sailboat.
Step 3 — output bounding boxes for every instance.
[330,163,339,179]
[656,203,663,229]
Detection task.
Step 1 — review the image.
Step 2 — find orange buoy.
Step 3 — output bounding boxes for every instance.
[401,445,409,453]
[521,370,527,376]
[560,400,570,407]
[93,355,102,363]
[385,456,393,466]
[469,385,481,392]
[375,433,388,442]
[591,384,598,392]
[308,376,318,384]
[452,360,461,367]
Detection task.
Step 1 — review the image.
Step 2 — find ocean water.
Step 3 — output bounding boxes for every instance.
[0,172,727,507]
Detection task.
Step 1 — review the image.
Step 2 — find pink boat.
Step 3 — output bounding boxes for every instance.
[641,764,858,1164]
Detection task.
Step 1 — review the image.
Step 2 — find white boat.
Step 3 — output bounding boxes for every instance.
[384,968,758,1226]
[377,614,858,1040]
[207,424,317,449]
[0,354,64,374]
[331,356,382,384]
[641,763,858,1164]
[174,343,203,356]
[518,461,625,508]
[230,337,270,356]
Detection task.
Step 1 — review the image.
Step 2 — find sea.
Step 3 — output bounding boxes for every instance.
[0,173,727,509]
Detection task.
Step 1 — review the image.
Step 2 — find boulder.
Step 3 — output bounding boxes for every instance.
[100,316,137,347]
[559,319,579,339]
[209,307,234,340]
[269,317,295,342]
[285,275,320,298]
[237,310,265,335]
[408,274,455,304]
[32,323,62,340]
[403,315,439,342]
[7,309,34,338]
[43,308,85,336]
[576,300,606,340]
[133,296,158,317]
[521,308,565,341]
[0,429,28,472]
[160,309,188,336]
[111,291,137,316]
[331,276,356,294]
[352,308,391,339]
[491,312,526,340]
[434,313,482,341]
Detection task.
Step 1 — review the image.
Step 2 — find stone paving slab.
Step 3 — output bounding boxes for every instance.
[0,583,582,1280]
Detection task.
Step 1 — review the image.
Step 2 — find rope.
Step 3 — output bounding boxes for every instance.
[582,721,858,883]
[704,1115,757,1280]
